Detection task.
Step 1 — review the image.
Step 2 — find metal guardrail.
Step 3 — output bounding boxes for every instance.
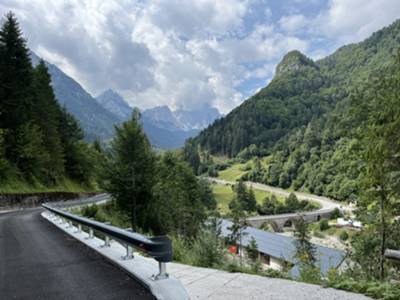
[385,249,400,263]
[42,197,173,280]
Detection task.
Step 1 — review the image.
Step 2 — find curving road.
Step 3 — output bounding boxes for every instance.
[0,208,154,300]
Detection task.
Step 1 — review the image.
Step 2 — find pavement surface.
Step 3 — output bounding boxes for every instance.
[168,263,372,300]
[0,208,155,300]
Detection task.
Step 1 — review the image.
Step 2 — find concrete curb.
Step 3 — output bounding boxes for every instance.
[42,211,189,300]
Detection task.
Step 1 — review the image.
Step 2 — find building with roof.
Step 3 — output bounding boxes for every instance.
[220,219,346,278]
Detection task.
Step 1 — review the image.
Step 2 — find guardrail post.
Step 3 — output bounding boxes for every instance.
[66,221,73,228]
[122,245,134,260]
[85,228,94,240]
[154,262,169,280]
[75,224,82,233]
[101,235,111,247]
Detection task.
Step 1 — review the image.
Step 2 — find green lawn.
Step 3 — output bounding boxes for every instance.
[212,183,278,215]
[217,163,247,181]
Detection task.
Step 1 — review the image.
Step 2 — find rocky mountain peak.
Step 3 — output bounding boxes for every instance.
[275,50,317,76]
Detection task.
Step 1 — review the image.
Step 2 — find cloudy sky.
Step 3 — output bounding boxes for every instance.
[1,0,400,113]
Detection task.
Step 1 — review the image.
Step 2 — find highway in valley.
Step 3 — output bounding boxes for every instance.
[0,208,155,300]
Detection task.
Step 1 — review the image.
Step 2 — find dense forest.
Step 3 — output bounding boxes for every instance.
[0,13,99,191]
[186,19,400,202]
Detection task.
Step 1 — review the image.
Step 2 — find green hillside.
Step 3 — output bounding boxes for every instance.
[186,19,400,201]
[0,13,100,193]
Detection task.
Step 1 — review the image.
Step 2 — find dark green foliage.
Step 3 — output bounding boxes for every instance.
[103,116,213,237]
[81,204,99,219]
[188,19,400,203]
[15,122,48,178]
[247,237,259,261]
[228,196,247,245]
[293,216,316,264]
[229,179,257,213]
[198,178,217,211]
[319,219,329,231]
[103,112,156,231]
[246,187,257,212]
[207,165,218,177]
[183,139,201,174]
[293,216,320,284]
[237,144,267,160]
[339,231,349,241]
[0,12,33,134]
[285,193,300,211]
[349,54,400,281]
[330,207,342,219]
[191,50,331,157]
[327,270,400,300]
[0,13,96,189]
[257,193,318,215]
[32,60,65,181]
[258,195,279,215]
[152,151,209,237]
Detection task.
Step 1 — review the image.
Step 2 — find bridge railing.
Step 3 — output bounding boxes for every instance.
[42,198,172,280]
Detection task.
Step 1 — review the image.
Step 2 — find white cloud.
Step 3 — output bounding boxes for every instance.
[1,0,399,115]
[279,14,308,33]
[315,0,400,44]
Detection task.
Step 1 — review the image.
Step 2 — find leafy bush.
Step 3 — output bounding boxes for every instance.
[313,230,325,239]
[207,166,218,177]
[330,207,342,219]
[339,231,349,241]
[81,204,98,218]
[214,162,230,171]
[303,201,320,211]
[326,270,400,300]
[319,219,330,231]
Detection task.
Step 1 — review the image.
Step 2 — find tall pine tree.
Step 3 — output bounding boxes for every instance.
[0,12,34,163]
[32,60,64,182]
[103,110,156,231]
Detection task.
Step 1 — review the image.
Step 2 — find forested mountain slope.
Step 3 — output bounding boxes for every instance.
[30,53,121,142]
[187,19,400,201]
[192,50,335,157]
[190,20,400,158]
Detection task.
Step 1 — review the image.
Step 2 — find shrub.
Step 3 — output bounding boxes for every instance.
[299,264,322,284]
[81,204,98,218]
[339,231,349,241]
[327,274,400,300]
[171,235,191,263]
[330,207,342,219]
[304,202,320,211]
[319,219,330,231]
[313,230,325,238]
[207,166,218,177]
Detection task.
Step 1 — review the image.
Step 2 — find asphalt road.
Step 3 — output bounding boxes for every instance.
[0,208,155,300]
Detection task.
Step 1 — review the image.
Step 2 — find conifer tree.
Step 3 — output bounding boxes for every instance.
[32,60,64,181]
[153,151,207,237]
[0,12,34,162]
[103,110,156,231]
